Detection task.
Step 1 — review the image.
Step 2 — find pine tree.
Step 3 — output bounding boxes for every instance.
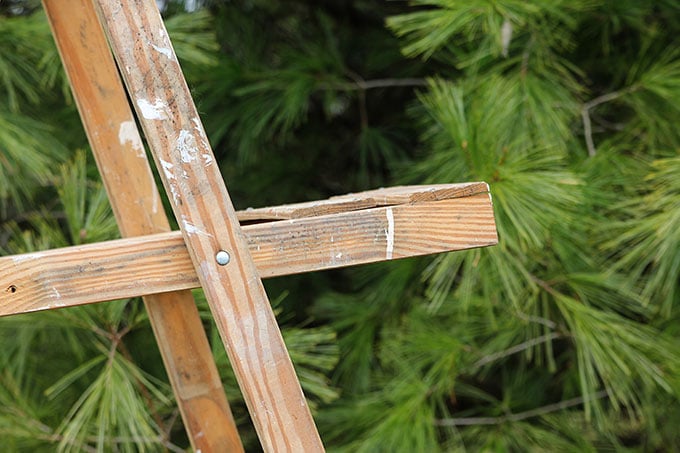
[1,0,680,451]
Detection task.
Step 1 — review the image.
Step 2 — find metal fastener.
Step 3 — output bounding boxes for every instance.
[215,250,231,266]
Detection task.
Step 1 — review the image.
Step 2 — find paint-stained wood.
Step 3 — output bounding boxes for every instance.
[92,1,324,450]
[0,190,497,316]
[41,0,243,451]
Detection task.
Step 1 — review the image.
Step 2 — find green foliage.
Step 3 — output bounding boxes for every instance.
[1,0,680,451]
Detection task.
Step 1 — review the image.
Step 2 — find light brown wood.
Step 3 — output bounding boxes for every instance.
[238,182,489,221]
[41,1,243,451]
[0,191,497,316]
[92,1,324,450]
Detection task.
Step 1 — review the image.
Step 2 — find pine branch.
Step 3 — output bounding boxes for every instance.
[472,332,563,369]
[325,78,428,92]
[581,86,638,156]
[434,391,609,426]
[515,311,557,329]
[352,78,429,90]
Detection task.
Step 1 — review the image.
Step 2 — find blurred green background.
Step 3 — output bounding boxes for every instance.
[1,0,680,451]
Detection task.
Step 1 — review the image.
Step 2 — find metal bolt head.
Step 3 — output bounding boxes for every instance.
[215,250,231,266]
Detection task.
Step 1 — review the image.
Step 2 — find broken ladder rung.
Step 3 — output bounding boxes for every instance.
[0,183,496,317]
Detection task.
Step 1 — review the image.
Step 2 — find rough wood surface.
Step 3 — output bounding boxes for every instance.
[0,191,497,316]
[41,0,243,451]
[92,1,323,450]
[238,182,489,221]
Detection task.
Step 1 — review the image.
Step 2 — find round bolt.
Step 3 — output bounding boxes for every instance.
[215,250,231,266]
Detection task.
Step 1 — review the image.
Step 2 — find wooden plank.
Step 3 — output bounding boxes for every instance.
[92,1,324,450]
[238,182,489,221]
[41,1,243,451]
[0,193,497,316]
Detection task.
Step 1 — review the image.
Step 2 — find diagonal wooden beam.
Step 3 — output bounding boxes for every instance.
[92,0,324,450]
[41,0,243,450]
[0,188,497,316]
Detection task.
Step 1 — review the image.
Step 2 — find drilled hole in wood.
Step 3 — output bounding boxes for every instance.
[7,285,17,294]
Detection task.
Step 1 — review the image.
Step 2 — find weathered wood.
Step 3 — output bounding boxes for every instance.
[238,182,488,221]
[41,0,243,450]
[0,191,497,317]
[92,1,324,450]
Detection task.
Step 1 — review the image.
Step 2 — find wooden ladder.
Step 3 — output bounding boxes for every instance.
[0,0,498,451]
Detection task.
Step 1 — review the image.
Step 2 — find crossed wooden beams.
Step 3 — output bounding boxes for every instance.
[0,0,498,451]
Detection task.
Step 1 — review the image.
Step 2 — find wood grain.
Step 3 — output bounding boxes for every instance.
[238,182,489,221]
[41,1,242,450]
[92,1,324,450]
[0,192,497,316]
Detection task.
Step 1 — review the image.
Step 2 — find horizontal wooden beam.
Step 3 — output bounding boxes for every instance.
[237,182,490,221]
[0,189,496,317]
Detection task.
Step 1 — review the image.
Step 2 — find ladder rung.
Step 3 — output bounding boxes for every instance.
[0,185,496,317]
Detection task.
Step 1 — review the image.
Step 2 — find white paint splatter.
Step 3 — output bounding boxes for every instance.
[151,43,174,60]
[168,184,181,205]
[159,159,175,180]
[136,98,169,120]
[176,130,198,163]
[192,117,212,151]
[192,117,204,133]
[118,121,144,157]
[385,207,395,260]
[202,154,213,166]
[198,260,211,281]
[51,287,62,299]
[159,161,181,205]
[182,216,213,238]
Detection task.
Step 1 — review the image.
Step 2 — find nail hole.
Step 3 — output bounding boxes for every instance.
[7,285,17,294]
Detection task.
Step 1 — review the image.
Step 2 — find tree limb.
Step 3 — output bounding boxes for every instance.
[435,390,609,426]
[473,332,563,369]
[581,86,638,156]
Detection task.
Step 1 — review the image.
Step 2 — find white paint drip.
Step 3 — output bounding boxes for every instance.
[182,216,213,238]
[192,117,212,153]
[136,98,169,120]
[51,287,62,299]
[159,159,175,180]
[169,184,181,205]
[118,121,145,157]
[176,130,198,163]
[385,207,395,260]
[192,117,204,134]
